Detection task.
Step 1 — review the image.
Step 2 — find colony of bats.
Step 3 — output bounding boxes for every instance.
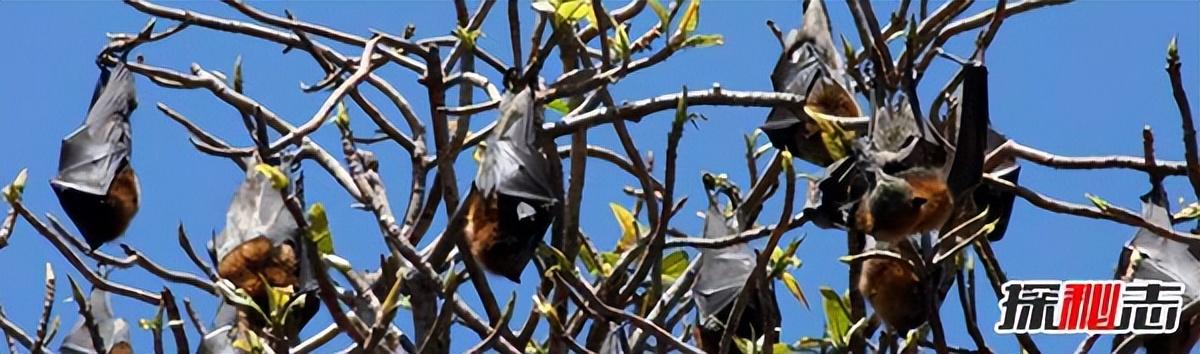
[0,0,1190,353]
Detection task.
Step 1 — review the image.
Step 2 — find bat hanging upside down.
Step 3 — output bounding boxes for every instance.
[852,61,990,243]
[51,62,141,250]
[464,86,557,282]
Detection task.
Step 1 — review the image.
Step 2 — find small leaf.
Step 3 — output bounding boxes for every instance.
[546,98,573,115]
[306,203,335,255]
[578,242,602,276]
[1168,35,1179,62]
[452,26,482,50]
[733,336,757,354]
[1174,202,1200,221]
[254,164,289,190]
[331,101,350,129]
[1085,193,1111,211]
[820,286,851,349]
[537,243,577,276]
[674,87,689,125]
[599,251,620,276]
[473,143,488,165]
[610,203,639,252]
[648,0,670,31]
[802,106,856,162]
[611,24,632,61]
[2,168,28,204]
[531,0,555,14]
[677,0,701,37]
[532,295,559,324]
[555,0,593,24]
[682,34,724,48]
[781,272,810,309]
[322,254,353,272]
[661,250,689,283]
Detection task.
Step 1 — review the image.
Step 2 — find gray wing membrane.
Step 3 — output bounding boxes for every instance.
[52,63,137,196]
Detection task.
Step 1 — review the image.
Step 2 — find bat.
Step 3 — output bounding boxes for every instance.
[213,156,317,331]
[1114,172,1200,354]
[691,191,779,353]
[51,62,140,250]
[761,0,864,167]
[465,87,557,282]
[60,285,133,354]
[970,129,1021,241]
[858,242,928,334]
[853,62,990,243]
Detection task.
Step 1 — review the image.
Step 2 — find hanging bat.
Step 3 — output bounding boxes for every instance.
[853,62,990,243]
[213,157,317,329]
[465,87,557,282]
[858,241,928,334]
[51,62,140,250]
[691,192,779,353]
[60,285,133,354]
[761,0,864,167]
[1113,174,1200,353]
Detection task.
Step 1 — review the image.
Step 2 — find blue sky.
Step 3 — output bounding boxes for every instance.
[0,1,1197,353]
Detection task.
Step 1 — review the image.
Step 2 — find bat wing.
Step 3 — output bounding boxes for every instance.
[945,64,990,197]
[1123,185,1200,301]
[763,0,859,165]
[976,129,1021,241]
[214,158,300,259]
[52,63,137,196]
[475,89,557,205]
[198,302,240,354]
[804,155,868,229]
[691,203,754,318]
[60,288,131,354]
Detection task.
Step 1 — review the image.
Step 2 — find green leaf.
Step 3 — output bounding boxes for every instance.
[331,101,350,129]
[682,34,724,48]
[1085,193,1111,212]
[555,0,593,24]
[254,164,289,190]
[610,24,632,62]
[610,202,639,252]
[674,87,689,125]
[677,0,701,37]
[306,203,335,255]
[802,106,856,162]
[820,286,851,349]
[661,250,689,283]
[648,0,670,32]
[781,272,810,309]
[1175,202,1200,221]
[452,26,482,49]
[733,336,757,354]
[599,251,621,276]
[1168,35,1179,62]
[578,241,602,276]
[537,243,577,276]
[546,98,573,115]
[2,168,28,204]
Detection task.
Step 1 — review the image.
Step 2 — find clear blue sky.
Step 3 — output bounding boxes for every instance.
[0,1,1197,353]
